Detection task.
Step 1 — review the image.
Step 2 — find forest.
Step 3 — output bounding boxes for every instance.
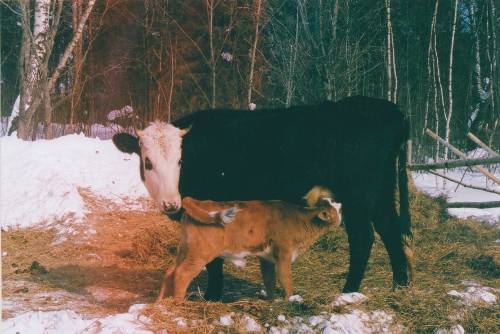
[1,0,498,162]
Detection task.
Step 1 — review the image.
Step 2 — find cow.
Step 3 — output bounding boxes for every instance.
[157,193,343,301]
[112,96,415,300]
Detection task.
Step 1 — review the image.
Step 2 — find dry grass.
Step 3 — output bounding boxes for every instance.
[2,190,499,332]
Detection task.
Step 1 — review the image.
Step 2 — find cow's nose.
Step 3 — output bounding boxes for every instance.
[162,201,180,214]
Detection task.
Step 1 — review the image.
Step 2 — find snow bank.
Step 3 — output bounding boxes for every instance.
[2,304,153,334]
[0,134,148,229]
[412,152,500,224]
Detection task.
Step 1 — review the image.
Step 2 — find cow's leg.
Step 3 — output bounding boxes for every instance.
[373,206,410,288]
[204,257,224,301]
[342,207,374,293]
[259,258,276,299]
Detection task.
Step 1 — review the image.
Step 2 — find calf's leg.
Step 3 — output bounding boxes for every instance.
[259,258,276,299]
[276,251,293,299]
[157,265,176,302]
[204,257,224,301]
[342,207,374,293]
[172,258,209,300]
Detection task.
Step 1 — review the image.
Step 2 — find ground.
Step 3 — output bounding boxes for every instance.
[1,135,499,333]
[2,190,499,333]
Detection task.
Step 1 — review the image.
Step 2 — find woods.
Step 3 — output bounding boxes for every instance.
[1,0,499,161]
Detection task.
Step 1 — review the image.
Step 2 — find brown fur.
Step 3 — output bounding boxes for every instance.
[157,197,341,301]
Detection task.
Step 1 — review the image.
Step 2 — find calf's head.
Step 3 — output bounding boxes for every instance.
[315,198,342,227]
[112,121,189,214]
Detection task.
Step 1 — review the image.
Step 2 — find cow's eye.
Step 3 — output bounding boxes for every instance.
[145,157,153,170]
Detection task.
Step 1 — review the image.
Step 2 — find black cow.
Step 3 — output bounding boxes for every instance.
[113,96,414,300]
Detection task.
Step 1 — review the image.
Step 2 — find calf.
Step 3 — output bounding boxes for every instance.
[157,195,342,301]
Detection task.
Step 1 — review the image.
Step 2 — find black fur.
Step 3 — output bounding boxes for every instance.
[114,96,412,299]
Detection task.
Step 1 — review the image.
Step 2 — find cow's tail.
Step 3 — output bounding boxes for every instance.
[398,121,415,285]
[398,121,415,284]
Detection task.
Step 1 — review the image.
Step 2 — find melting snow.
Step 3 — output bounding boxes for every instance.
[448,286,497,306]
[436,324,465,334]
[2,304,153,334]
[412,156,500,225]
[270,309,397,334]
[219,313,234,326]
[332,292,367,306]
[288,294,304,303]
[0,134,148,229]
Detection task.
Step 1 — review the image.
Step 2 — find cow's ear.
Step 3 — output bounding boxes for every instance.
[112,133,140,155]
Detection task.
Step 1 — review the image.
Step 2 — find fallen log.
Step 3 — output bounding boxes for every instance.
[425,129,500,185]
[410,156,500,171]
[467,132,499,157]
[446,201,500,209]
[427,170,500,196]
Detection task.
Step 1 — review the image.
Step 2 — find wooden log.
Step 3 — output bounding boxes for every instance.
[425,129,500,185]
[446,201,500,209]
[427,170,500,195]
[410,156,500,171]
[467,132,499,157]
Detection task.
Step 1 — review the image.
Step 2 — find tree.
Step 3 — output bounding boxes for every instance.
[13,0,95,140]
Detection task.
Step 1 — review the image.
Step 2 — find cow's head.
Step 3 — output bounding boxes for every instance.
[112,121,189,214]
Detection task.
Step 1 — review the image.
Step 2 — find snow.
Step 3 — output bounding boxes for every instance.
[269,309,397,334]
[2,304,153,334]
[0,134,148,229]
[436,324,465,334]
[412,150,500,224]
[241,314,262,332]
[107,105,134,121]
[448,286,497,306]
[288,294,304,303]
[332,292,367,306]
[219,313,234,326]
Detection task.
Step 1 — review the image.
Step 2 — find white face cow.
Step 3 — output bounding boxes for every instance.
[112,121,189,214]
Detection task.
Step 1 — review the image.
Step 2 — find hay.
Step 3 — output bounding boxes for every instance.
[3,189,499,333]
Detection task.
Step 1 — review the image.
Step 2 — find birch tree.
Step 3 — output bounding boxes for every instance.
[247,0,263,108]
[444,0,458,160]
[14,0,95,140]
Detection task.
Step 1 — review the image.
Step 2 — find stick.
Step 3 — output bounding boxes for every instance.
[410,156,500,171]
[427,170,500,196]
[467,132,499,157]
[446,201,500,209]
[425,129,500,185]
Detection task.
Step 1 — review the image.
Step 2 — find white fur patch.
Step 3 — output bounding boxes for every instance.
[291,251,299,263]
[222,251,251,267]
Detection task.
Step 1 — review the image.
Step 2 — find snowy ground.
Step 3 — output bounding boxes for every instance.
[1,134,498,333]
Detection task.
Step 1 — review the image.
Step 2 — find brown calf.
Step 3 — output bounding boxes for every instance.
[157,196,342,301]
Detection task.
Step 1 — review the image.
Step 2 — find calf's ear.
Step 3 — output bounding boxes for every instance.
[112,133,140,155]
[317,210,331,222]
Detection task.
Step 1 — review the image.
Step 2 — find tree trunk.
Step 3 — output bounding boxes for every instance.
[468,0,484,130]
[444,0,458,160]
[207,0,216,108]
[247,0,262,108]
[17,0,52,140]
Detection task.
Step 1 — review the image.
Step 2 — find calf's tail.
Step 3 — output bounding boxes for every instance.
[398,121,415,285]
